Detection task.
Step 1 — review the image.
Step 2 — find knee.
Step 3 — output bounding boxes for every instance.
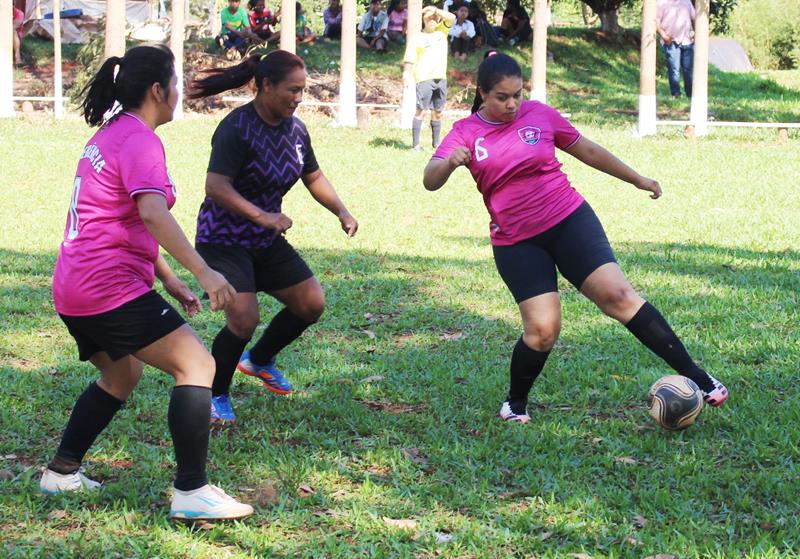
[522,322,560,352]
[174,351,215,387]
[227,310,260,338]
[598,286,641,319]
[294,293,325,324]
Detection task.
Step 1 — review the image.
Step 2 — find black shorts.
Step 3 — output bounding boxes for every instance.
[492,201,617,303]
[416,79,448,111]
[196,236,314,294]
[60,290,186,362]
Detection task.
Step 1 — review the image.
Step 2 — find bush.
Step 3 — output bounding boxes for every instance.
[728,0,800,70]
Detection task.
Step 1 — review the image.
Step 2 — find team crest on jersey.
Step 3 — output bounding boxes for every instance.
[517,126,542,145]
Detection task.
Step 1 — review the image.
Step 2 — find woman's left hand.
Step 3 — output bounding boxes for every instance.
[163,276,202,317]
[635,176,662,199]
[339,212,359,237]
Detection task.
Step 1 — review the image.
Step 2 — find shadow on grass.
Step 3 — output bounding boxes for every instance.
[0,243,798,556]
[368,137,409,150]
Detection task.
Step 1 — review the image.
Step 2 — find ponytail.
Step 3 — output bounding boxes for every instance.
[80,56,123,126]
[470,50,520,114]
[80,44,175,127]
[188,54,261,99]
[189,50,306,99]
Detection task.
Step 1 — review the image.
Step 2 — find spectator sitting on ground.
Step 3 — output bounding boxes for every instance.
[357,0,389,53]
[323,0,343,40]
[295,2,317,44]
[498,0,531,46]
[249,0,277,43]
[13,1,24,65]
[468,1,498,47]
[386,0,408,44]
[449,5,474,61]
[217,0,255,58]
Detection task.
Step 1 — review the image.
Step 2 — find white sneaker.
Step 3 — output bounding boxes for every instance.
[499,401,531,424]
[169,484,255,521]
[40,468,101,494]
[701,373,729,407]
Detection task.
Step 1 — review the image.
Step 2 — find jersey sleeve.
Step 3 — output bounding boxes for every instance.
[118,132,170,199]
[207,116,249,178]
[431,121,466,161]
[301,126,320,175]
[545,105,581,150]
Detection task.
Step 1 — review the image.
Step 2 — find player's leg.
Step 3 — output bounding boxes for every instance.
[196,244,258,422]
[559,203,728,406]
[240,239,320,395]
[493,239,561,423]
[134,324,254,520]
[41,352,140,494]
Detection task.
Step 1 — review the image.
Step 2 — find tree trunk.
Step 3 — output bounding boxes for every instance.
[598,9,620,33]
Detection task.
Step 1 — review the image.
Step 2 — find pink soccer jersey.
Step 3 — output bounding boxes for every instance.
[432,100,585,246]
[53,113,177,316]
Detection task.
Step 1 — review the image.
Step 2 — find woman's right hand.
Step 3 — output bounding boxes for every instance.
[259,212,293,234]
[197,268,236,311]
[448,146,472,169]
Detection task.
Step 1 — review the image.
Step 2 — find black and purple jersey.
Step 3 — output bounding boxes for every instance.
[196,103,319,248]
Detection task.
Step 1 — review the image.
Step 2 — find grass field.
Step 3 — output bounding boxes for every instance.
[1,71,799,556]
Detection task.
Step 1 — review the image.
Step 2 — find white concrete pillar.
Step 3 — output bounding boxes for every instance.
[690,0,710,136]
[337,0,357,126]
[530,0,547,102]
[637,0,657,136]
[105,0,126,59]
[170,0,185,120]
[280,0,296,54]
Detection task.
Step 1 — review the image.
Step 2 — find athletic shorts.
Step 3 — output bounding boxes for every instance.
[416,79,448,111]
[59,290,186,362]
[196,236,314,294]
[492,201,617,303]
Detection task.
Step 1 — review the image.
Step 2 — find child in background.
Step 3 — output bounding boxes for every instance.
[386,0,408,44]
[295,2,317,44]
[249,0,277,43]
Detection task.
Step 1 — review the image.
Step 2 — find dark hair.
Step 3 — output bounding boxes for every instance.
[80,44,174,127]
[470,52,521,114]
[248,0,262,9]
[188,50,306,99]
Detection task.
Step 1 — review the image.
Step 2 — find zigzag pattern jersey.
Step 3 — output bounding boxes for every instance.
[196,103,319,248]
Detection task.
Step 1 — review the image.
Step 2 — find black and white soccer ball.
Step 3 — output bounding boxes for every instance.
[647,375,704,430]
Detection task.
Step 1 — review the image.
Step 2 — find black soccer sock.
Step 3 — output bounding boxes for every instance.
[168,385,210,491]
[624,302,714,392]
[431,120,442,147]
[249,308,313,364]
[49,382,125,475]
[507,337,551,415]
[412,118,423,147]
[211,326,251,397]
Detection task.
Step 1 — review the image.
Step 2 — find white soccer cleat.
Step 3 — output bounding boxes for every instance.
[40,468,101,494]
[701,374,729,407]
[169,484,254,521]
[498,401,531,424]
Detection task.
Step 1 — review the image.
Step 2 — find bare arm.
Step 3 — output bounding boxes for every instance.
[154,254,202,317]
[302,169,358,236]
[136,194,235,310]
[561,137,662,199]
[423,146,471,191]
[205,172,293,234]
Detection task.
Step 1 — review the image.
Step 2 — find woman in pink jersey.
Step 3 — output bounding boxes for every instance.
[42,45,254,521]
[424,53,728,423]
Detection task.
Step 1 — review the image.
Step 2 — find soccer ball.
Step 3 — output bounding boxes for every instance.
[647,375,704,430]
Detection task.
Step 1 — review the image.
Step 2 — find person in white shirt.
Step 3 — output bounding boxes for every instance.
[449,6,475,61]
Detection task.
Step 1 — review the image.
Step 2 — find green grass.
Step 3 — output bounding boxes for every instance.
[0,111,798,557]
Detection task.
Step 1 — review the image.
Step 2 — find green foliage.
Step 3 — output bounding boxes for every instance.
[728,0,800,70]
[710,0,737,35]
